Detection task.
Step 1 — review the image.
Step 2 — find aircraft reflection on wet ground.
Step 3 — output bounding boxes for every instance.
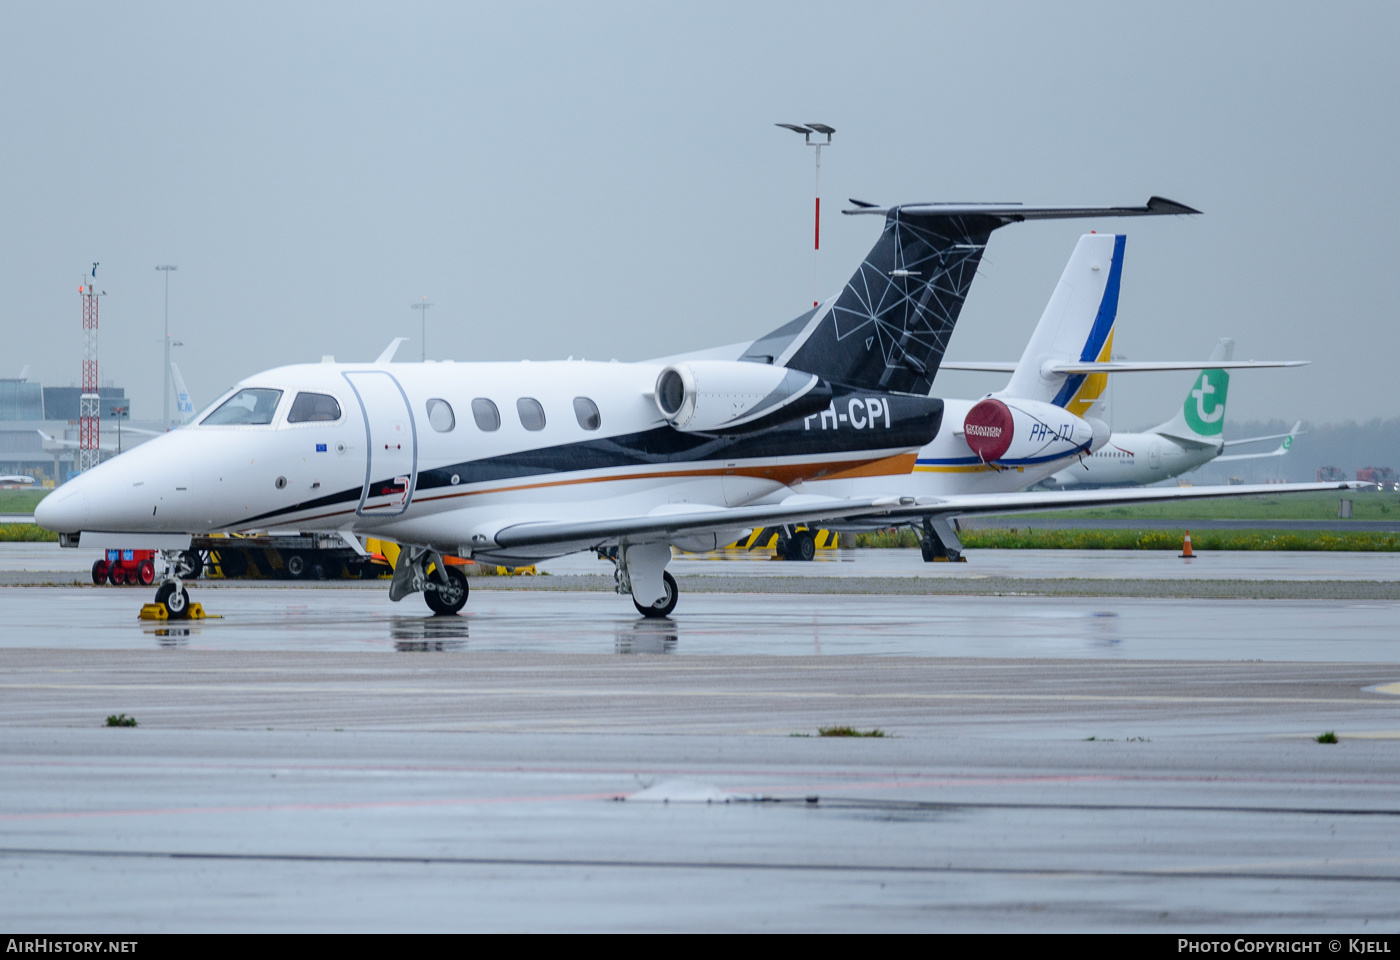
[49,585,1395,662]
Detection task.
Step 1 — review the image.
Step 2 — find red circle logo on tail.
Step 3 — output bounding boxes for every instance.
[963,399,1014,462]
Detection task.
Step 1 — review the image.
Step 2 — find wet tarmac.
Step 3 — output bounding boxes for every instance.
[3,545,1400,931]
[2,584,1398,662]
[2,654,1399,932]
[7,541,1400,581]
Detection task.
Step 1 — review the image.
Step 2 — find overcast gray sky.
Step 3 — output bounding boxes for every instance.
[2,1,1396,430]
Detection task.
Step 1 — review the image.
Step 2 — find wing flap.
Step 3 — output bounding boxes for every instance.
[490,496,911,549]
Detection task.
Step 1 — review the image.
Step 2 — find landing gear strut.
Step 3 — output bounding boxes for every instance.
[389,545,470,616]
[605,541,678,618]
[920,516,966,563]
[151,549,201,618]
[777,527,817,562]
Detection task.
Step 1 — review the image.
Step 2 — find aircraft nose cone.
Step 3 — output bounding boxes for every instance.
[34,482,88,533]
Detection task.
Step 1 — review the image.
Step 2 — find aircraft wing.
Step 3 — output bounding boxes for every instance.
[939,361,1307,374]
[1222,421,1305,448]
[490,480,1363,550]
[491,496,915,549]
[840,481,1366,523]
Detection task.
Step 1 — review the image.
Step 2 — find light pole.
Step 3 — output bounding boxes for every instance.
[776,123,835,307]
[410,298,432,361]
[156,265,177,428]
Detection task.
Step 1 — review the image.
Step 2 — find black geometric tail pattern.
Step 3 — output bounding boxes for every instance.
[743,197,1198,396]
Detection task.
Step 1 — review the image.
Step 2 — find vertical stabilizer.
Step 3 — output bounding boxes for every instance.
[743,198,1199,394]
[171,362,195,425]
[999,234,1124,414]
[1154,338,1233,443]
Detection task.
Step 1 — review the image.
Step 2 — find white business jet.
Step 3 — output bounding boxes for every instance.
[36,197,1357,618]
[794,231,1307,559]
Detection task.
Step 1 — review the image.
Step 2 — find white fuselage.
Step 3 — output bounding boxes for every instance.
[35,360,934,562]
[36,359,1103,560]
[1051,430,1220,488]
[796,397,1102,500]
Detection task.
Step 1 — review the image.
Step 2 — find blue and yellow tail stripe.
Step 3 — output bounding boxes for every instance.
[1051,234,1124,417]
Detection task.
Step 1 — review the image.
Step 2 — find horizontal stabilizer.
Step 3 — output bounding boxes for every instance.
[842,196,1200,218]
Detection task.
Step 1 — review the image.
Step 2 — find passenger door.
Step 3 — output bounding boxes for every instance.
[343,371,417,518]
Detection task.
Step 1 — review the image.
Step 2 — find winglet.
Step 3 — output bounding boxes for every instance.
[375,337,409,364]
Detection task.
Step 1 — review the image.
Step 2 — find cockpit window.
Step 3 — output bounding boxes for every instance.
[201,388,284,425]
[287,392,342,423]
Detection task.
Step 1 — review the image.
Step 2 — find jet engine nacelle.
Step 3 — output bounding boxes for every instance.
[962,397,1105,465]
[655,361,831,434]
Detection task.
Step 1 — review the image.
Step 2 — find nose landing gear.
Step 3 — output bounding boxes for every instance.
[141,549,205,620]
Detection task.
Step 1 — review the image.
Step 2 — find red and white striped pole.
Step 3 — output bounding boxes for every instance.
[812,141,822,307]
[776,123,834,309]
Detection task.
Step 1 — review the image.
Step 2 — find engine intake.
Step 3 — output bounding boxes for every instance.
[654,361,830,434]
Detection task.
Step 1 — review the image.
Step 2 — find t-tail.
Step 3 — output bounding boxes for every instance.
[740,197,1197,395]
[1153,338,1233,443]
[171,362,196,425]
[997,233,1124,416]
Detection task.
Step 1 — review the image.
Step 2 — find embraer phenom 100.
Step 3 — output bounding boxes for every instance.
[36,197,1358,618]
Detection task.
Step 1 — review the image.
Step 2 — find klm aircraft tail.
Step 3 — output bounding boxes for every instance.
[171,362,196,425]
[997,233,1124,416]
[1153,338,1233,443]
[741,197,1198,395]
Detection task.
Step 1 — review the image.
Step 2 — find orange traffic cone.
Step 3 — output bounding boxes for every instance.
[1179,530,1194,558]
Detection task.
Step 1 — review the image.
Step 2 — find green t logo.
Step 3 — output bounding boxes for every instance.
[1183,369,1229,436]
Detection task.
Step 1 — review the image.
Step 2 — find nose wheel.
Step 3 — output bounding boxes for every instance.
[154,581,190,618]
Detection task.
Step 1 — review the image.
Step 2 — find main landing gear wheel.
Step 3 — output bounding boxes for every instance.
[155,581,190,618]
[788,529,817,562]
[424,566,469,616]
[634,571,678,619]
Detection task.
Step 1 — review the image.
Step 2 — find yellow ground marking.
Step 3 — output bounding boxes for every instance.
[1373,682,1400,696]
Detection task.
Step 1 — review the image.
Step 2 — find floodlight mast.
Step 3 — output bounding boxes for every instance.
[776,123,834,307]
[410,298,432,361]
[156,265,177,430]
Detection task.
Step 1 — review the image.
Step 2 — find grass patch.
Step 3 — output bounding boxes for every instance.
[854,527,1400,551]
[1316,731,1338,744]
[0,523,57,542]
[105,713,138,727]
[0,489,48,513]
[999,491,1400,522]
[817,725,885,738]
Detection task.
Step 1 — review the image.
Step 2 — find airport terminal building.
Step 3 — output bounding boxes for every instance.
[0,376,157,484]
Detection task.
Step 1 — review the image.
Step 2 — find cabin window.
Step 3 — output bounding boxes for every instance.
[517,397,546,431]
[286,392,342,423]
[426,398,455,433]
[202,388,283,425]
[471,398,500,432]
[572,397,601,431]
